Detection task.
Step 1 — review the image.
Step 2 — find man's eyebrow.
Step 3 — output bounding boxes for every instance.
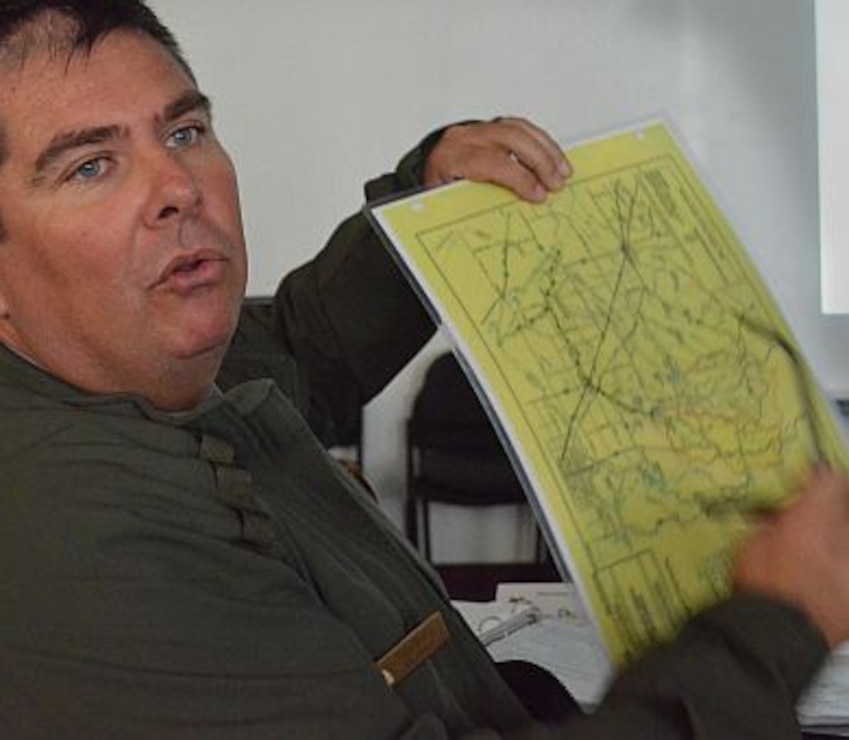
[29,90,213,185]
[32,125,123,182]
[163,90,212,124]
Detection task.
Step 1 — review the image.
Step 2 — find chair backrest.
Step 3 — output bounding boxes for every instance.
[405,352,544,562]
[408,352,525,505]
[410,353,501,449]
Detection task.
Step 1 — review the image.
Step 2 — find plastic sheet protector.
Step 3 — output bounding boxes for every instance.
[369,121,849,666]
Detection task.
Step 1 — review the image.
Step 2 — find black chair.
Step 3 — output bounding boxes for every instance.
[405,352,543,562]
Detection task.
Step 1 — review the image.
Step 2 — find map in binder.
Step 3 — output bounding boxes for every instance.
[369,120,849,667]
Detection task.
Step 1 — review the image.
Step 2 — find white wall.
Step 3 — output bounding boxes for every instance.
[148,0,841,559]
[816,0,849,313]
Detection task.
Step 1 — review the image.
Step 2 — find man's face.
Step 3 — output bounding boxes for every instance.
[0,30,247,410]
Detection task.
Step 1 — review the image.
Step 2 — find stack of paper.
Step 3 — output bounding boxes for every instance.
[452,598,540,646]
[453,583,611,710]
[799,646,849,736]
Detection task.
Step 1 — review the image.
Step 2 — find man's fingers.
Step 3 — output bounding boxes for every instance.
[457,151,550,203]
[423,119,571,202]
[733,466,849,647]
[495,116,571,185]
[787,466,849,525]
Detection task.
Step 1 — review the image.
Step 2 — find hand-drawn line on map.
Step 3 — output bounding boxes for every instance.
[736,313,826,464]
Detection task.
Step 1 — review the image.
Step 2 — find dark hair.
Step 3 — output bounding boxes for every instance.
[0,0,193,77]
[0,1,192,241]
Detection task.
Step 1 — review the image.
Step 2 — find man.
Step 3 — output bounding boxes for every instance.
[0,2,846,738]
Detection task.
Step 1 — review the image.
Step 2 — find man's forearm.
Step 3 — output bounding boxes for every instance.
[561,593,827,739]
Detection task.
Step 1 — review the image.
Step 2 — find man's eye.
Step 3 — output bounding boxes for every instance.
[166,125,204,149]
[68,158,107,182]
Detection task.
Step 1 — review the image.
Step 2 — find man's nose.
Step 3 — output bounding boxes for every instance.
[143,150,202,227]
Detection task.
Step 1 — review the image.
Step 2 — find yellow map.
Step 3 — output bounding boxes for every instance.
[370,122,849,666]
